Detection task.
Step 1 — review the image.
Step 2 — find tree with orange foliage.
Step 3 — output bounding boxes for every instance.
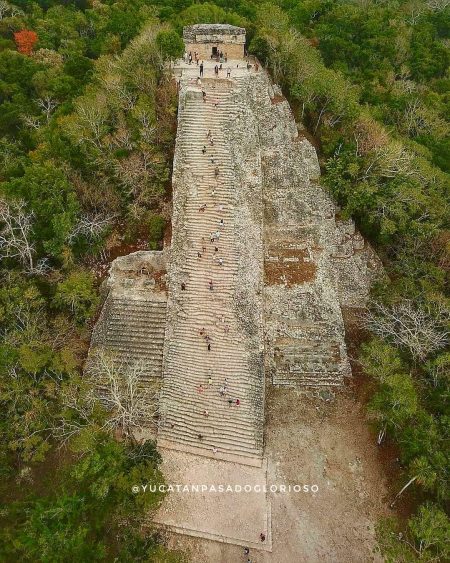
[14,30,38,56]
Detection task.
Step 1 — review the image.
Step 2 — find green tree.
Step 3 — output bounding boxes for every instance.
[0,436,167,562]
[148,213,165,250]
[368,372,418,440]
[377,503,450,562]
[408,503,450,561]
[156,29,184,61]
[177,3,246,28]
[2,162,79,259]
[53,270,99,324]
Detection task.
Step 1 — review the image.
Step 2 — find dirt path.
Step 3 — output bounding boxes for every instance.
[163,386,390,562]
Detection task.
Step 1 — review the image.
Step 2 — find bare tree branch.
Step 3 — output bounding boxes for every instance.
[363,301,449,361]
[87,350,159,437]
[21,114,42,130]
[36,96,59,122]
[0,198,36,272]
[67,211,116,243]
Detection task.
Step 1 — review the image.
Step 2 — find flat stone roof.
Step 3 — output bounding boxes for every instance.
[183,24,246,41]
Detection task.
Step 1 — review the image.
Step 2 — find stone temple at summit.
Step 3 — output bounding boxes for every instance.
[183,23,246,59]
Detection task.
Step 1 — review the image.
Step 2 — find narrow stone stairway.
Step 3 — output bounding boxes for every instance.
[158,78,264,466]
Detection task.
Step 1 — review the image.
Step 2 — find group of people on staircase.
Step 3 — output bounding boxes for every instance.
[177,82,247,451]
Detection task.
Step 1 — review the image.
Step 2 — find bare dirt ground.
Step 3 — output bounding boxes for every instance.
[162,385,391,562]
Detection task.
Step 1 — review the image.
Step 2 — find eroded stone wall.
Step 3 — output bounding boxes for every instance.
[227,71,381,387]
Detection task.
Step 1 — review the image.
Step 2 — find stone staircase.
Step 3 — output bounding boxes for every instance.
[86,252,167,430]
[91,296,166,382]
[158,78,264,465]
[271,322,347,387]
[264,278,350,387]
